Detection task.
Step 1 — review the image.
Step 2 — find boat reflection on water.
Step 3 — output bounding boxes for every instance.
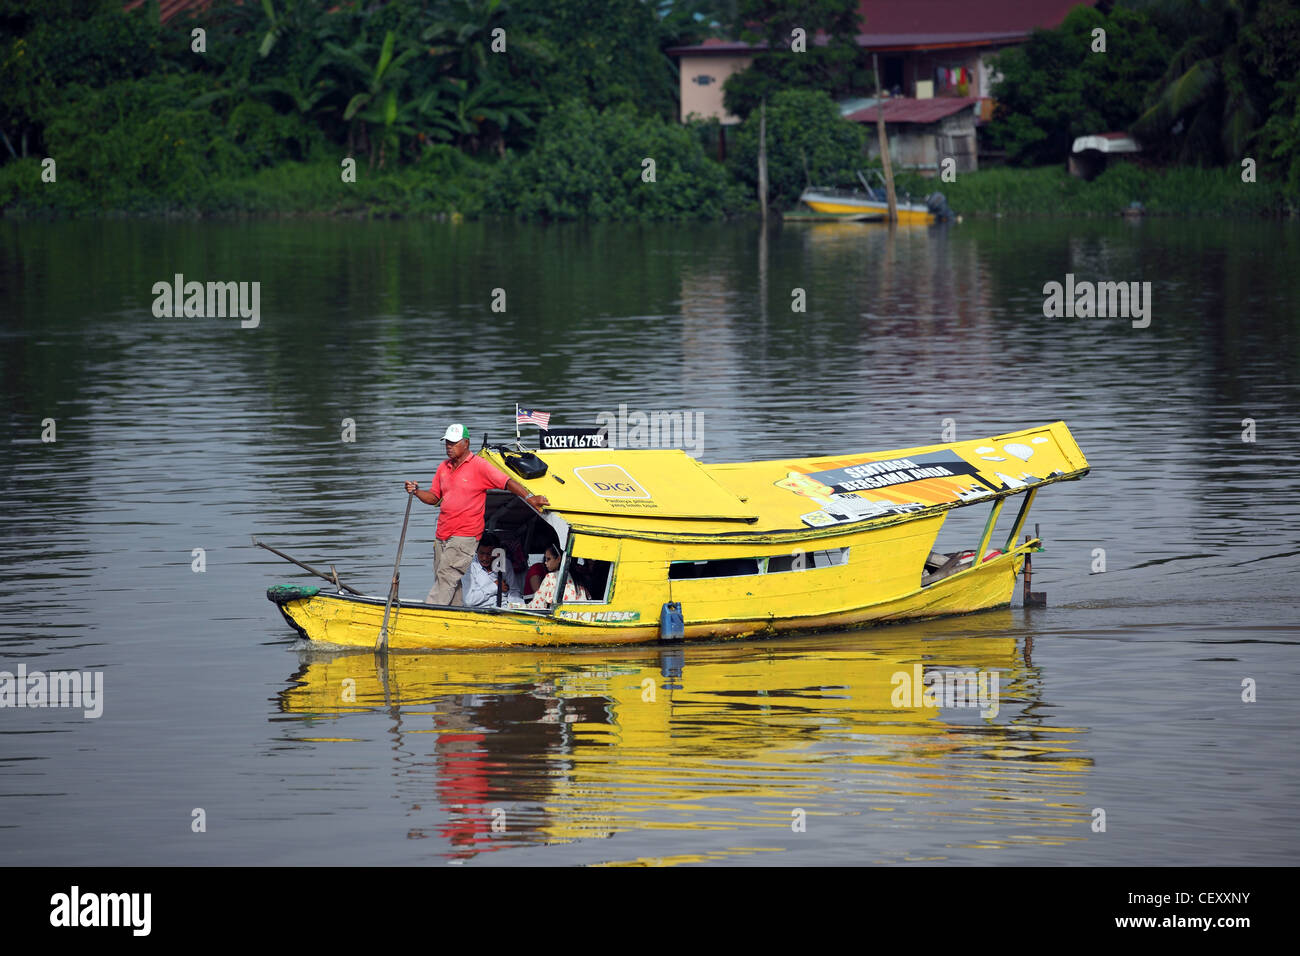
[277,615,1092,863]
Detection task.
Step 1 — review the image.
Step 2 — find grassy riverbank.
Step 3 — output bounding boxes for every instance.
[6,154,1293,221]
[893,165,1295,219]
[0,152,481,218]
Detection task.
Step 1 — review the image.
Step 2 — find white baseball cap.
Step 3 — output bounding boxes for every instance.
[441,423,467,443]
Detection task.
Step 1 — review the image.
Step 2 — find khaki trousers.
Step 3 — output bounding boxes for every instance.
[426,535,477,606]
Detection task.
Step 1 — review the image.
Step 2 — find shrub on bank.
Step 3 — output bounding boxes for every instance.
[728,88,866,208]
[484,100,749,221]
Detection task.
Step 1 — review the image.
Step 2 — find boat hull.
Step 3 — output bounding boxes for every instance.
[801,195,935,224]
[269,547,1027,651]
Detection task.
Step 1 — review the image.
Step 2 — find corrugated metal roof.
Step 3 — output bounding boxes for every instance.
[668,0,1092,55]
[854,0,1084,34]
[122,0,217,22]
[847,97,978,124]
[852,31,1028,49]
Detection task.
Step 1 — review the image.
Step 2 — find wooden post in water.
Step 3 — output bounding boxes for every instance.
[757,98,768,222]
[872,53,898,224]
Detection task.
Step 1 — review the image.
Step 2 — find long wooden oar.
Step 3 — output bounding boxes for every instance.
[252,537,364,595]
[377,492,415,651]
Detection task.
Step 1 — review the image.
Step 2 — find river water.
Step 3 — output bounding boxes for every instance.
[1,217,1296,866]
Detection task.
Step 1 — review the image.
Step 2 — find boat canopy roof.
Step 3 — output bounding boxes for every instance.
[481,448,759,523]
[482,420,1088,540]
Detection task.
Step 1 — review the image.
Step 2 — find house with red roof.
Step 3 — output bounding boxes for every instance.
[668,0,1095,174]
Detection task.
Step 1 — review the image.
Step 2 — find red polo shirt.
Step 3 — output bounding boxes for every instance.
[431,454,510,541]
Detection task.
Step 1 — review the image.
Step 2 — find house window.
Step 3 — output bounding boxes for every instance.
[881,56,903,93]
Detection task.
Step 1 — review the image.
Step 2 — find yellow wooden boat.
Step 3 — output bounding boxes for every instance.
[266,421,1088,650]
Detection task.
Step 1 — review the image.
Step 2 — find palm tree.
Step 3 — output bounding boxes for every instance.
[1131,0,1265,164]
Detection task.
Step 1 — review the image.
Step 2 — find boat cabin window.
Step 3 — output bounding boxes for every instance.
[767,547,850,572]
[670,547,850,580]
[669,558,759,580]
[566,557,614,603]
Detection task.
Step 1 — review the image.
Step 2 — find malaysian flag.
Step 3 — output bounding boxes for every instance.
[516,407,551,428]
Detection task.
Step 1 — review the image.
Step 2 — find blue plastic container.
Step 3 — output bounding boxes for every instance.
[659,602,684,641]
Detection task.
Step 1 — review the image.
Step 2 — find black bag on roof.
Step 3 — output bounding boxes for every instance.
[503,451,548,480]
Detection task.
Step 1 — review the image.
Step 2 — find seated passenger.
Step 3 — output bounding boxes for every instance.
[461,533,523,608]
[526,545,589,609]
[523,554,549,600]
[504,537,529,578]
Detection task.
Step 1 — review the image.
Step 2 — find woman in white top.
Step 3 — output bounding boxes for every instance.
[526,545,589,608]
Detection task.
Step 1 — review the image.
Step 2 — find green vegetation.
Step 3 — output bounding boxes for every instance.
[721,0,868,119]
[728,89,865,206]
[989,0,1300,194]
[0,0,740,219]
[1131,0,1299,168]
[987,4,1172,166]
[0,0,1295,220]
[485,101,748,220]
[892,164,1292,217]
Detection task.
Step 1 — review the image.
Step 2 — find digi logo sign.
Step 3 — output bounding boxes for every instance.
[574,464,651,500]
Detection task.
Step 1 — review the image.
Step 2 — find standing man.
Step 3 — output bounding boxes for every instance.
[405,423,549,606]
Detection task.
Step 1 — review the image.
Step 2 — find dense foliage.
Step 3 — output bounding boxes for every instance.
[485,100,748,220]
[1129,0,1300,168]
[721,0,868,120]
[0,0,727,216]
[986,5,1172,166]
[0,0,1295,217]
[728,88,865,207]
[989,0,1300,192]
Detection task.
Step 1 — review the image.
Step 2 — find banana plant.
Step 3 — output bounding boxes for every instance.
[421,0,551,83]
[339,32,418,120]
[325,29,422,166]
[442,76,539,153]
[258,0,285,58]
[252,51,339,119]
[189,48,341,129]
[370,83,463,161]
[421,0,506,80]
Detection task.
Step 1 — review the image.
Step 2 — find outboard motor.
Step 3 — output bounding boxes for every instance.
[925,192,953,221]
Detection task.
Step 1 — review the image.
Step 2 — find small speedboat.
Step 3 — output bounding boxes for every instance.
[799,170,952,225]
